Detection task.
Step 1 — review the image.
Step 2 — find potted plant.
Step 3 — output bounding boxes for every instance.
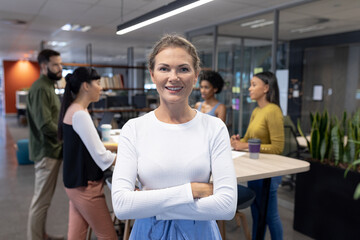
[293,109,360,240]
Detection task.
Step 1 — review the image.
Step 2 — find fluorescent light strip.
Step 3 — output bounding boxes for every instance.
[61,23,92,32]
[250,21,274,28]
[61,23,72,31]
[71,24,80,31]
[116,0,213,35]
[291,25,325,33]
[241,19,266,27]
[48,41,67,47]
[81,26,91,32]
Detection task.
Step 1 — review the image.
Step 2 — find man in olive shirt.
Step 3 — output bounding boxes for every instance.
[27,49,64,240]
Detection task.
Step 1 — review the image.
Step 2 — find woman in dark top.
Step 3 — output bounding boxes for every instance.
[58,67,117,240]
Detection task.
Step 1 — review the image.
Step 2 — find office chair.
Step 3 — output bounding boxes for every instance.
[283,125,301,158]
[217,185,255,240]
[235,185,256,240]
[281,116,303,190]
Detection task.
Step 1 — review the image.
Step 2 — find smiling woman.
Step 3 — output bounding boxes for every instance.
[111,34,237,240]
[150,47,197,112]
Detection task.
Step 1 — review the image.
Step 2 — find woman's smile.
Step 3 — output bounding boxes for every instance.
[165,86,184,93]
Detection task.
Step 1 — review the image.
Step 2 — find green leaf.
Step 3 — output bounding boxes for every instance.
[319,110,328,140]
[311,128,320,159]
[347,125,356,164]
[344,159,360,177]
[354,183,360,200]
[331,125,342,165]
[320,137,327,162]
[316,112,321,127]
[342,111,347,133]
[353,109,360,127]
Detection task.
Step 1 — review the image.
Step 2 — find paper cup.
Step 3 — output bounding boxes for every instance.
[248,138,261,159]
[101,124,112,141]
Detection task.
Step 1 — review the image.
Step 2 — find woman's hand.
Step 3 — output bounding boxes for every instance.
[230,136,248,151]
[230,134,240,141]
[191,183,213,199]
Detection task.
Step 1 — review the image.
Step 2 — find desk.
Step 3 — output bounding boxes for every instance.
[233,152,309,182]
[103,129,121,152]
[223,151,310,240]
[104,136,309,240]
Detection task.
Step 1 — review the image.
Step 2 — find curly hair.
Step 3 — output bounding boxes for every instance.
[198,70,225,94]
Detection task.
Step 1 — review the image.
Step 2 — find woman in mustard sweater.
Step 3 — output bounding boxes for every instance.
[231,71,284,240]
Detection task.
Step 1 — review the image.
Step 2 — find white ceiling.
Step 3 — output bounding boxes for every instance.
[0,0,359,65]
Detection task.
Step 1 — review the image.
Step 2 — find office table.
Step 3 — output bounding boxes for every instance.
[229,151,309,240]
[104,135,310,240]
[103,129,121,152]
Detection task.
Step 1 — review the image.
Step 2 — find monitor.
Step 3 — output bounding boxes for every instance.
[107,95,129,108]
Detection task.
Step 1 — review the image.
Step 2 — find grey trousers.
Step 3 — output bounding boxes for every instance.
[27,157,62,240]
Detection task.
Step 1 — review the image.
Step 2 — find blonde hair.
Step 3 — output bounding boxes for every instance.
[148,34,201,74]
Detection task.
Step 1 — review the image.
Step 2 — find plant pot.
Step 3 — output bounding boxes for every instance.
[294,160,360,240]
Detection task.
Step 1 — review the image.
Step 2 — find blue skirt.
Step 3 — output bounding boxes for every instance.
[129,217,222,240]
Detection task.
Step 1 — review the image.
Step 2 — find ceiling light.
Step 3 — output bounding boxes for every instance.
[250,21,274,28]
[61,24,72,31]
[71,24,80,31]
[61,23,91,32]
[241,19,266,27]
[291,25,326,33]
[116,0,214,35]
[47,41,67,47]
[81,26,91,32]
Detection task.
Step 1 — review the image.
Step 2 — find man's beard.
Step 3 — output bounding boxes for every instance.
[47,67,62,81]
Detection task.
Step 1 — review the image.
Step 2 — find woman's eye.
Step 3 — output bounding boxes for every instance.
[179,67,189,72]
[159,67,168,71]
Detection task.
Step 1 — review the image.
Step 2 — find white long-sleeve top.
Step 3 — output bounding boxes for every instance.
[72,110,115,171]
[112,110,237,221]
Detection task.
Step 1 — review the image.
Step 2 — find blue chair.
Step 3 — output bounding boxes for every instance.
[217,185,255,240]
[235,185,256,240]
[16,139,33,165]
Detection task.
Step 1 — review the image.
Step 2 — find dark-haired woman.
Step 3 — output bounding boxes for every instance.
[195,70,226,122]
[231,71,284,240]
[58,67,117,240]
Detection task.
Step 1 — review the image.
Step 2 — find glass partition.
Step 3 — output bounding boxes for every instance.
[188,34,215,112]
[191,34,214,69]
[187,12,290,135]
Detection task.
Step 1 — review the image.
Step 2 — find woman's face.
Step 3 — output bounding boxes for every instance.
[248,76,269,101]
[150,47,198,105]
[88,79,102,102]
[200,80,217,100]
